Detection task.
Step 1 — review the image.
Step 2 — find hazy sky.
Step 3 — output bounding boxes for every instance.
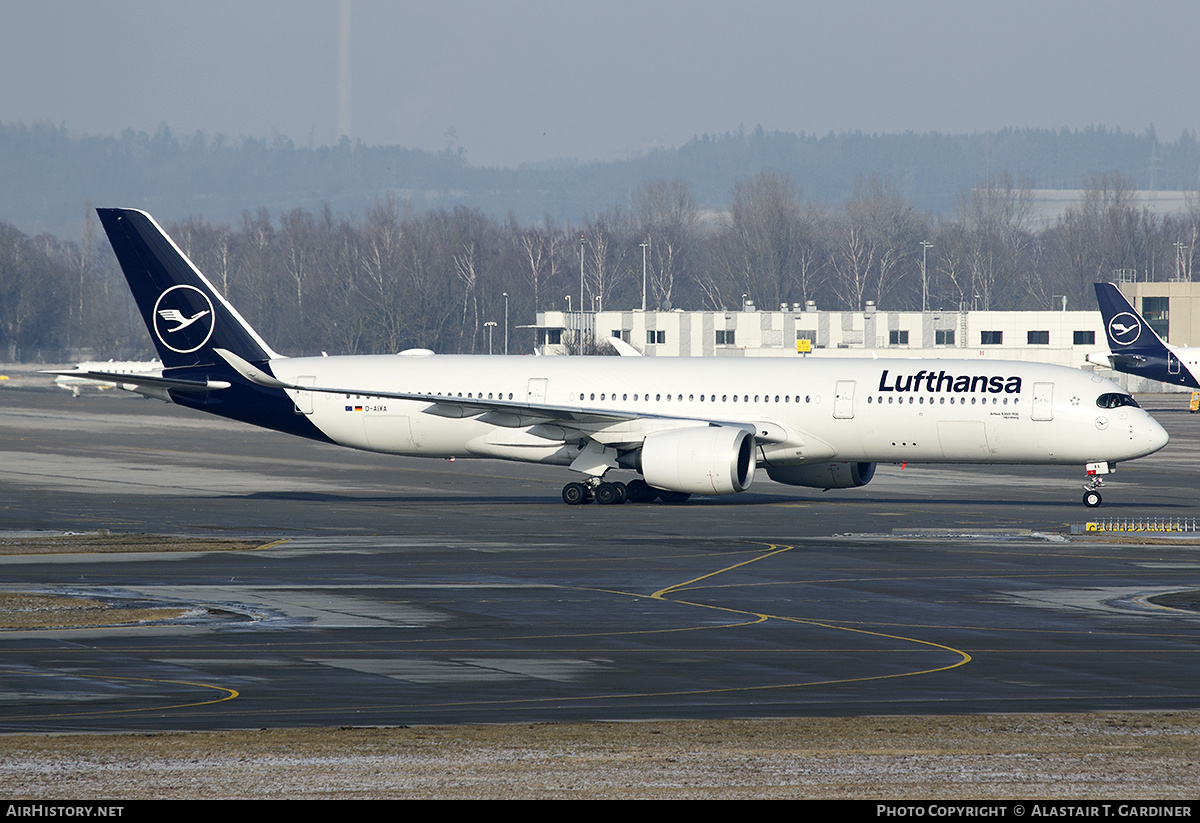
[3,0,1199,168]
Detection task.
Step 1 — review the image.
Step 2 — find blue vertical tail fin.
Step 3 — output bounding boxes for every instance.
[1095,282,1168,355]
[1094,282,1199,388]
[97,208,280,369]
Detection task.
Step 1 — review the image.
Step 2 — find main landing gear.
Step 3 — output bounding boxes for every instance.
[562,480,625,505]
[561,477,691,506]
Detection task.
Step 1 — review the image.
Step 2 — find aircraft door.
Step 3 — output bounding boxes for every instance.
[1169,352,1181,375]
[293,375,315,415]
[1031,382,1053,421]
[527,378,548,403]
[833,380,856,419]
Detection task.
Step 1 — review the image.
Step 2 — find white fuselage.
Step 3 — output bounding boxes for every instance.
[266,354,1168,470]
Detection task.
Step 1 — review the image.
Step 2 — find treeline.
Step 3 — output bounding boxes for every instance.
[3,171,1199,362]
[0,215,144,362]
[5,120,1200,239]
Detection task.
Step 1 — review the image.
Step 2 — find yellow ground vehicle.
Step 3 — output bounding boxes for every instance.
[1190,392,1200,413]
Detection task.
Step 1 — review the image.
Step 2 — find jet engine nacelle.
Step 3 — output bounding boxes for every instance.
[766,461,876,490]
[640,426,756,495]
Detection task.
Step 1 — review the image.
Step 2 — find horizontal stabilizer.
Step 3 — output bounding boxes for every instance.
[43,369,230,393]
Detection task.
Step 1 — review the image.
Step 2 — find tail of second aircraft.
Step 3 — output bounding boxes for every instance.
[97,208,280,370]
[1093,282,1199,388]
[1095,282,1168,356]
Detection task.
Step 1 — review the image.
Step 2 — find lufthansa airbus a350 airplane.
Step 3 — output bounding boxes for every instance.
[1088,282,1200,390]
[58,209,1170,509]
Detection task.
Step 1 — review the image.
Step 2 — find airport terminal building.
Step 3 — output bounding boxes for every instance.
[533,282,1200,393]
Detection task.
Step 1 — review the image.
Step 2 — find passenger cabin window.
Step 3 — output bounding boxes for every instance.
[1096,393,1139,409]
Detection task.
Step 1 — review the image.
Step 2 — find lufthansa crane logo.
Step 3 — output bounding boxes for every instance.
[1107,311,1142,347]
[153,285,215,353]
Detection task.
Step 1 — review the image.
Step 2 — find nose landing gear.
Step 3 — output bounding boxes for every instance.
[1082,461,1114,508]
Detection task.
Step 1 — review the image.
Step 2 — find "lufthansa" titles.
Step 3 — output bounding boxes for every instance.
[878,369,1022,394]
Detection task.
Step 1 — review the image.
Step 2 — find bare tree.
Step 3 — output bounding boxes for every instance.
[827,215,874,310]
[955,172,1036,310]
[511,216,562,316]
[279,208,319,331]
[583,207,634,311]
[1042,173,1158,309]
[634,179,700,309]
[827,176,926,310]
[454,240,481,352]
[717,172,805,309]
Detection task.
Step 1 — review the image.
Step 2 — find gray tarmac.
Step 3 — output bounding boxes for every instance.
[2,378,1200,732]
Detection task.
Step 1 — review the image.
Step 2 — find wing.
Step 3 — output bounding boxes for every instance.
[213,348,789,449]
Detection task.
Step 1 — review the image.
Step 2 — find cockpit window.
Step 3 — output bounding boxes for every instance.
[1096,393,1139,409]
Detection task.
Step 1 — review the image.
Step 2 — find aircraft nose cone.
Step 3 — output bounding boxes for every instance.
[1147,416,1170,453]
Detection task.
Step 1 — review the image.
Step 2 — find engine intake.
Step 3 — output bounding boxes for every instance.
[766,462,876,489]
[640,426,756,495]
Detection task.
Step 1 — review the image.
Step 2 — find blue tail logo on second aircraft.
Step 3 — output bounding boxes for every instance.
[1106,311,1143,347]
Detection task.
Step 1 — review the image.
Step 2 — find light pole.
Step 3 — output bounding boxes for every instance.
[502,292,509,354]
[484,321,497,354]
[639,241,649,311]
[920,240,933,312]
[579,236,588,351]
